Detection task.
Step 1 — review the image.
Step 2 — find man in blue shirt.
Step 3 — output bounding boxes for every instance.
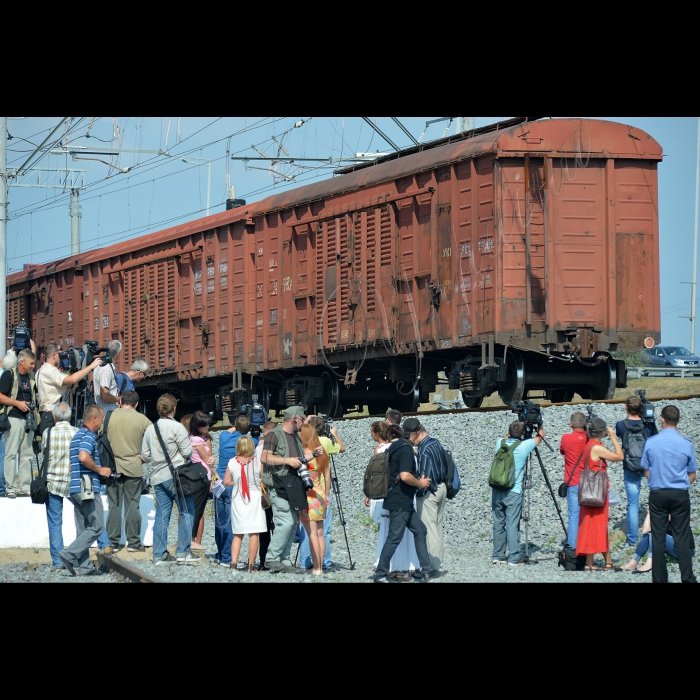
[492,421,544,565]
[616,395,658,548]
[58,405,112,576]
[641,405,697,583]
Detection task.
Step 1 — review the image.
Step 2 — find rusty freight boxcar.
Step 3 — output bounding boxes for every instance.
[5,117,661,419]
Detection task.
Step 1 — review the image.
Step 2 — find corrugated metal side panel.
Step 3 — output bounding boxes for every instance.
[474,157,496,335]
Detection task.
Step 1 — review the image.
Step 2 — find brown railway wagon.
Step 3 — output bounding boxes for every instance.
[5,117,661,418]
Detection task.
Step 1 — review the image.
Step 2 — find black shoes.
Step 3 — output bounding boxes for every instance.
[413,569,447,582]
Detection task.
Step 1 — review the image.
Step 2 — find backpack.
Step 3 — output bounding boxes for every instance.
[442,446,461,499]
[558,545,586,571]
[363,449,392,500]
[96,410,116,482]
[115,372,131,395]
[489,439,519,490]
[621,419,646,474]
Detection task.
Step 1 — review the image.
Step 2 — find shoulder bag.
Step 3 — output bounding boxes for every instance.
[153,420,208,498]
[270,431,309,512]
[558,443,587,498]
[578,445,607,508]
[30,426,51,505]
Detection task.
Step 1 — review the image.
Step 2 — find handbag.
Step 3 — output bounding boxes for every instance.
[0,407,11,434]
[259,481,271,510]
[271,470,308,512]
[578,448,608,507]
[30,426,51,505]
[153,420,209,498]
[558,443,586,498]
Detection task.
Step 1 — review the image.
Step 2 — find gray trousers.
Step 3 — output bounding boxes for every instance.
[3,416,34,496]
[61,493,105,574]
[267,486,299,565]
[416,482,447,571]
[492,488,523,564]
[106,475,143,547]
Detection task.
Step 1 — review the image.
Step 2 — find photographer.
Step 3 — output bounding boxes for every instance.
[36,342,103,435]
[114,359,149,394]
[0,349,39,499]
[0,352,18,497]
[93,340,124,414]
[559,412,588,550]
[491,421,544,565]
[615,395,658,548]
[403,418,448,572]
[261,405,309,573]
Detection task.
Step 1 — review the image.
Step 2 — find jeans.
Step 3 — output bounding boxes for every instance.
[492,489,523,564]
[649,489,697,583]
[566,486,580,549]
[267,486,299,565]
[375,509,432,579]
[60,493,105,575]
[633,532,695,561]
[297,491,332,569]
[624,470,643,545]
[0,435,5,496]
[45,493,65,565]
[214,485,234,564]
[152,478,195,560]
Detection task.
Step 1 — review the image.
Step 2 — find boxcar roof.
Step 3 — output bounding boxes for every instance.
[8,118,661,286]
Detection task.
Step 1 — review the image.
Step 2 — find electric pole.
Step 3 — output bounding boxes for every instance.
[456,117,475,133]
[1,116,7,357]
[693,117,700,353]
[70,188,81,254]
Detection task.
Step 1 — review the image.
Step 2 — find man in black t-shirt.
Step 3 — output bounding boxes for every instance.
[0,349,38,498]
[374,427,443,583]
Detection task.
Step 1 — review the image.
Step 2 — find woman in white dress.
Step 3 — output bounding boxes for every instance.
[366,422,419,576]
[223,436,267,573]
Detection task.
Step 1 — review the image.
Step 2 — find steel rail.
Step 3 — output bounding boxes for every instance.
[96,552,161,583]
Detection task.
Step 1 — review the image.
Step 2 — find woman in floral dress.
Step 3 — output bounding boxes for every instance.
[298,424,330,575]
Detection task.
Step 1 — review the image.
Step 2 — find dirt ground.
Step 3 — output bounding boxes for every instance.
[0,547,156,567]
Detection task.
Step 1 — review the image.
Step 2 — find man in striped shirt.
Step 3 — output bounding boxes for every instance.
[58,405,112,576]
[41,402,78,568]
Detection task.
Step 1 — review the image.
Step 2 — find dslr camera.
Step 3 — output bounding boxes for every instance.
[25,402,37,434]
[296,456,314,491]
[510,400,543,440]
[85,340,111,367]
[636,389,655,424]
[11,319,32,352]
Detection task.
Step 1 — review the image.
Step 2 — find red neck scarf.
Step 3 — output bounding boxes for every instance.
[239,458,251,503]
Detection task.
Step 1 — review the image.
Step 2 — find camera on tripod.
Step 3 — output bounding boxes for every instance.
[636,389,655,424]
[84,340,111,367]
[11,319,33,351]
[510,400,543,439]
[239,394,268,438]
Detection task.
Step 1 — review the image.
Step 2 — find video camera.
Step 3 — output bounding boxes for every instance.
[320,413,333,437]
[239,394,268,438]
[11,319,32,352]
[58,348,85,373]
[510,400,543,440]
[636,389,655,424]
[84,340,112,367]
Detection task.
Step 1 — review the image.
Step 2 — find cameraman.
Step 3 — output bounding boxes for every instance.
[0,353,18,497]
[403,418,448,572]
[93,340,124,414]
[297,415,346,571]
[559,412,588,550]
[0,349,39,499]
[491,421,544,565]
[36,342,103,435]
[615,395,658,548]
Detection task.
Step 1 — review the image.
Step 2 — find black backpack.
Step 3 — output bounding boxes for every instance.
[96,410,116,483]
[363,449,392,499]
[442,446,461,500]
[558,545,586,571]
[621,419,646,474]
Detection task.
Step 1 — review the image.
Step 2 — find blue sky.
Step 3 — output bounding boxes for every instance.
[5,116,698,349]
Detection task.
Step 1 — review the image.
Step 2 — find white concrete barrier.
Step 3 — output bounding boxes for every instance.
[0,494,155,549]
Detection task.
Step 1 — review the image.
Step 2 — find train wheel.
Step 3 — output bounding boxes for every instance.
[461,394,484,409]
[395,385,420,413]
[548,390,574,403]
[316,371,340,417]
[588,356,617,400]
[498,350,525,405]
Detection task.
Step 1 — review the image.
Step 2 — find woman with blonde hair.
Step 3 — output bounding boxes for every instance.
[224,435,267,572]
[299,424,330,575]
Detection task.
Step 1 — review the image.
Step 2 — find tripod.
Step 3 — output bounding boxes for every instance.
[521,434,568,565]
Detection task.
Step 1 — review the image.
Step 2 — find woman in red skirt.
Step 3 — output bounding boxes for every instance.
[576,417,623,571]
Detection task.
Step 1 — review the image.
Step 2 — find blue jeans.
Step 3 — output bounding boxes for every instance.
[152,478,195,560]
[567,486,580,549]
[492,489,523,563]
[45,493,65,565]
[0,435,5,496]
[297,491,333,569]
[633,532,695,561]
[214,485,234,564]
[624,470,642,545]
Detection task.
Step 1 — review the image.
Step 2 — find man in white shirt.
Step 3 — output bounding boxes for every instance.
[93,340,124,415]
[36,342,103,436]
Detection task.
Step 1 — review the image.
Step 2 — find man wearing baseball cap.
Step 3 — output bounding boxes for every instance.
[260,406,307,572]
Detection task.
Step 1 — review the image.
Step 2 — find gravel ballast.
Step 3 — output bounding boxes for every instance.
[3,397,698,583]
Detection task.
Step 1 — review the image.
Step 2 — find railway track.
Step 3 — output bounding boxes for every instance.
[96,552,161,583]
[210,393,700,429]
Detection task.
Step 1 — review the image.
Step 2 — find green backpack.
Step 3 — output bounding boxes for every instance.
[488,439,519,490]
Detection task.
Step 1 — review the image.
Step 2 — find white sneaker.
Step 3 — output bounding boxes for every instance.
[176,553,201,564]
[492,559,507,564]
